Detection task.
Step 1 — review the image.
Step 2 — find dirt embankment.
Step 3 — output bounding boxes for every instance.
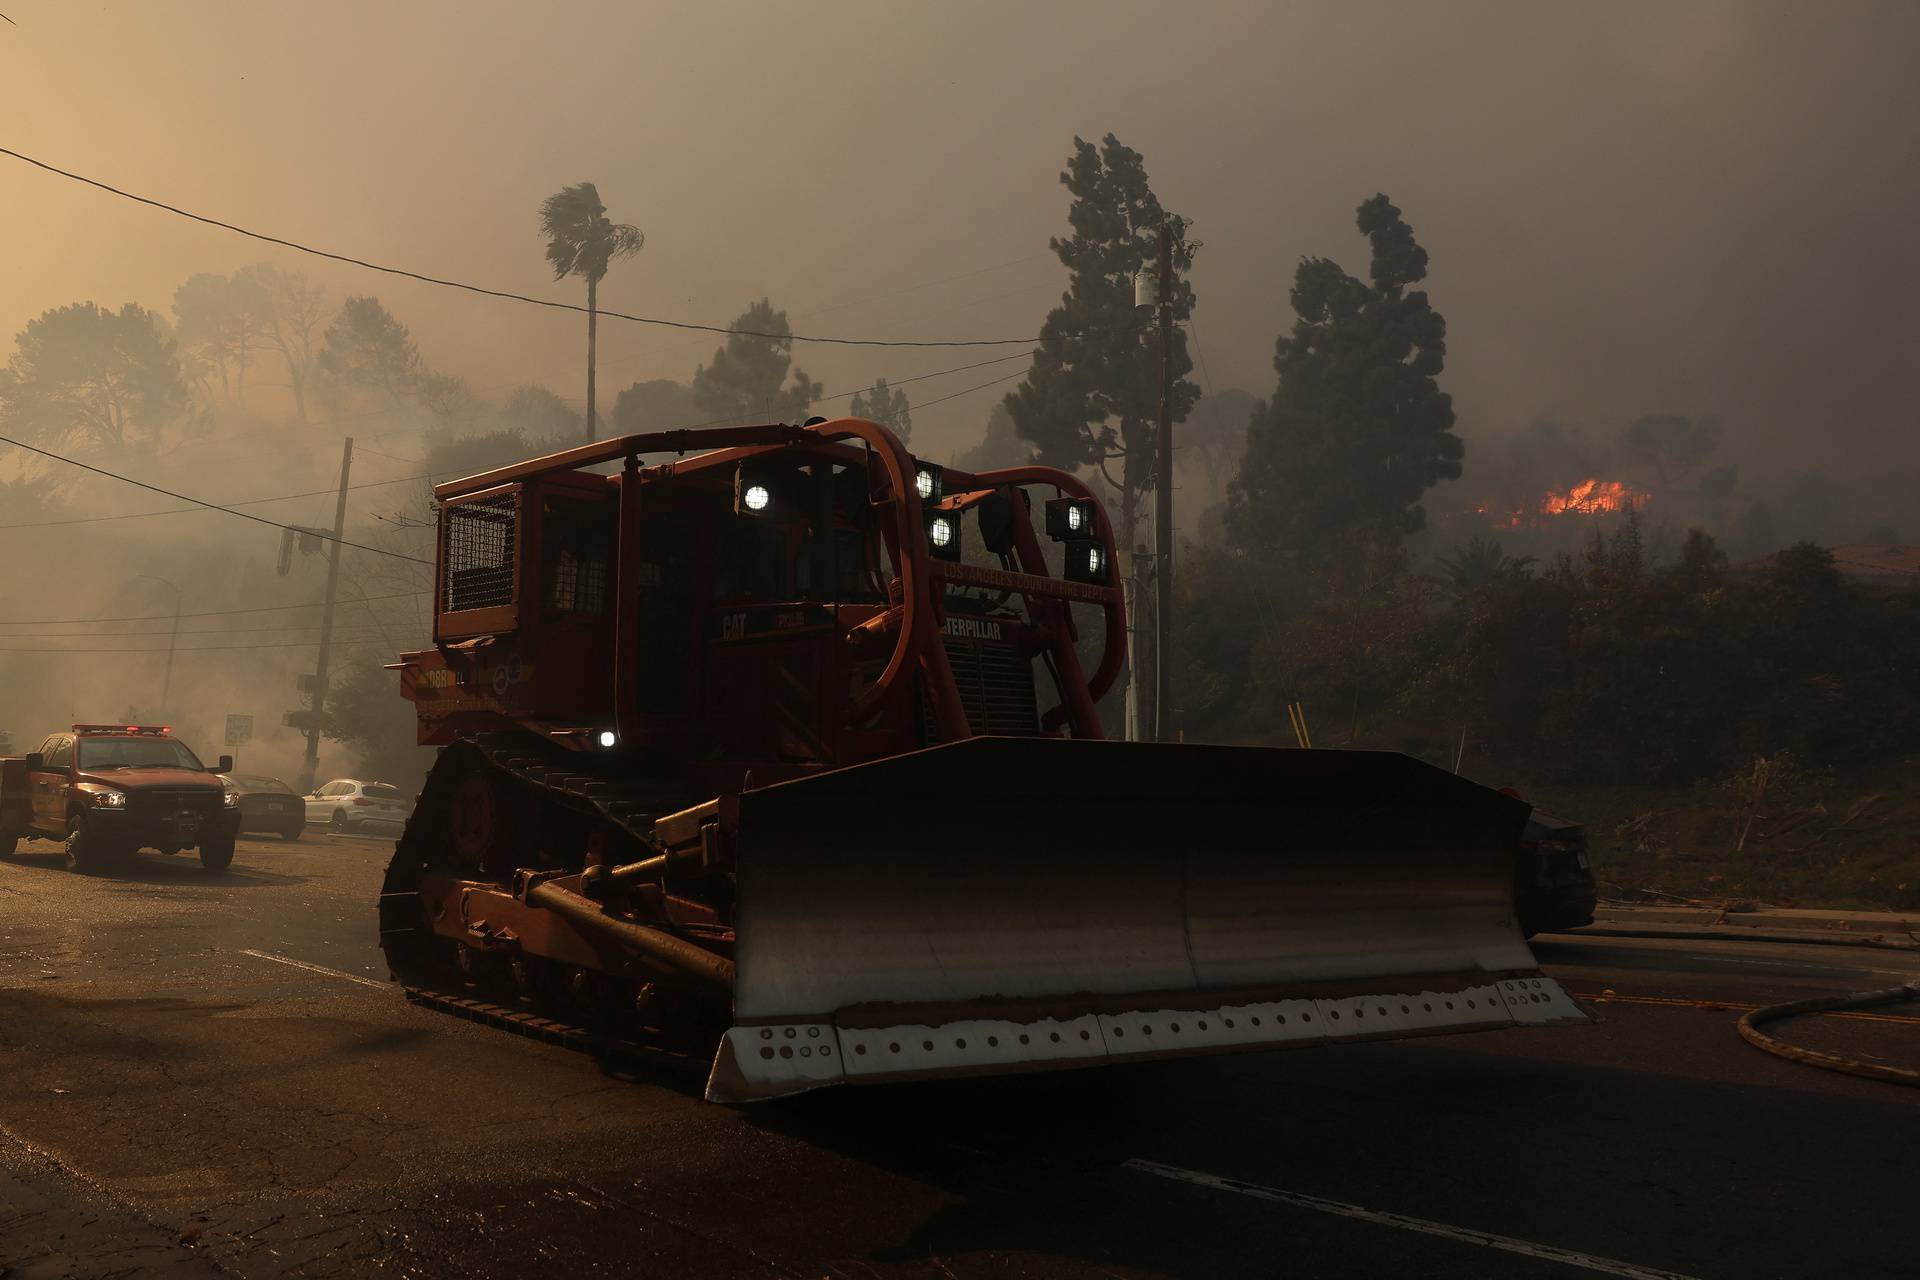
[1521,755,1920,912]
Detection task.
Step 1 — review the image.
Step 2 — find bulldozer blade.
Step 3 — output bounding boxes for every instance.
[706,739,1589,1102]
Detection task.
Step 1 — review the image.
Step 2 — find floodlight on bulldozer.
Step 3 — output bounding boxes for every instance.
[734,463,780,516]
[1045,496,1097,540]
[1063,539,1108,584]
[926,511,962,562]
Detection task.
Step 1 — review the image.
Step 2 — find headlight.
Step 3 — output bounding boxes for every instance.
[924,510,962,563]
[1063,538,1109,585]
[1045,497,1099,541]
[742,483,770,512]
[89,789,127,809]
[223,790,241,808]
[596,729,618,749]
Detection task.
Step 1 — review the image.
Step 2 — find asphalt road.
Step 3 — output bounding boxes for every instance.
[2,833,1916,1280]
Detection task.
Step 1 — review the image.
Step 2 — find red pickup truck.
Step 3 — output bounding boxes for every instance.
[0,725,242,873]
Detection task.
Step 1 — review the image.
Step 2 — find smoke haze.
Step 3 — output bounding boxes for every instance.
[3,0,1918,773]
[5,2,1918,464]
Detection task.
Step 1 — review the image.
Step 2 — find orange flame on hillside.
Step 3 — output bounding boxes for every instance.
[1475,479,1651,528]
[1541,479,1650,516]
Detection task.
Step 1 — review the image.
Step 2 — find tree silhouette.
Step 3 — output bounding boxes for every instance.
[690,299,821,426]
[849,377,912,441]
[316,296,420,405]
[539,182,643,444]
[1228,194,1461,591]
[237,264,328,423]
[0,302,187,452]
[1005,134,1197,548]
[610,378,694,435]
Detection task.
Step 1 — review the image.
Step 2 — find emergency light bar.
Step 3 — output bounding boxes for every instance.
[72,724,171,736]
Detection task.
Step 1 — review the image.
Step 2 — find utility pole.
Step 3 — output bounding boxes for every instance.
[298,436,353,794]
[1151,219,1176,742]
[130,576,182,716]
[585,275,599,444]
[1122,545,1145,742]
[160,595,180,714]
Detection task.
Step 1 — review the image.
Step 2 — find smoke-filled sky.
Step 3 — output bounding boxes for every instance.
[5,0,1919,475]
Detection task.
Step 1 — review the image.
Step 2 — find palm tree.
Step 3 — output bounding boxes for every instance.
[539,183,644,443]
[1433,535,1536,598]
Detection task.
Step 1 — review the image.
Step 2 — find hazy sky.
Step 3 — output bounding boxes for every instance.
[5,0,1918,475]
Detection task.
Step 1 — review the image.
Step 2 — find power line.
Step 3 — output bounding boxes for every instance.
[910,368,1031,412]
[0,145,1042,350]
[0,472,430,529]
[821,351,1032,401]
[0,434,434,565]
[0,590,427,627]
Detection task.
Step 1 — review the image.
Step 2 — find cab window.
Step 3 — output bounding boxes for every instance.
[542,496,613,617]
[44,737,72,769]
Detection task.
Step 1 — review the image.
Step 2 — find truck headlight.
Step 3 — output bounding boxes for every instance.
[90,789,127,809]
[223,790,241,809]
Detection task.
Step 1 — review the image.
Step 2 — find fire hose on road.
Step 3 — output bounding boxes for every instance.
[1737,983,1920,1087]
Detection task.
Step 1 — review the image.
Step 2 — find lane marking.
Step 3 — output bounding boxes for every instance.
[1546,937,1920,979]
[1571,990,1920,1025]
[239,948,389,990]
[1123,1158,1704,1280]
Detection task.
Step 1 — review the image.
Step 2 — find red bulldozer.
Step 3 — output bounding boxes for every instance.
[379,417,1585,1101]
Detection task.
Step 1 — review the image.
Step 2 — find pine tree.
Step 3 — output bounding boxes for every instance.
[1004,134,1197,548]
[690,300,822,426]
[1228,195,1461,589]
[848,377,911,441]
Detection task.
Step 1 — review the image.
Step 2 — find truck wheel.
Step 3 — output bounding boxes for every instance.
[199,834,236,872]
[62,815,108,874]
[280,824,304,842]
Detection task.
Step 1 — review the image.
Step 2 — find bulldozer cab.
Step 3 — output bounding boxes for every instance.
[409,419,1127,779]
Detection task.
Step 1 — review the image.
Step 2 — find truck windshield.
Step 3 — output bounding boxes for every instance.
[77,738,206,771]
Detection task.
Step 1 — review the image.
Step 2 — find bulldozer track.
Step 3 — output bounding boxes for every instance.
[380,735,717,1078]
[465,731,678,852]
[398,984,701,1076]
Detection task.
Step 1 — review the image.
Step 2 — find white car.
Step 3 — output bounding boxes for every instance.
[304,779,410,834]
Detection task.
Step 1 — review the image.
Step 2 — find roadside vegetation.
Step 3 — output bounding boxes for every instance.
[1528,754,1920,912]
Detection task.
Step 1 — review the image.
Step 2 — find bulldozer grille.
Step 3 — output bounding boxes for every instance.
[937,637,1039,736]
[443,494,517,612]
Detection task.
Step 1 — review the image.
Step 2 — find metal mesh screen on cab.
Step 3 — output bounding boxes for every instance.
[444,494,516,612]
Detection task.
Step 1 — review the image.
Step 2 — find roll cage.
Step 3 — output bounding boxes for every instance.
[429,418,1126,744]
